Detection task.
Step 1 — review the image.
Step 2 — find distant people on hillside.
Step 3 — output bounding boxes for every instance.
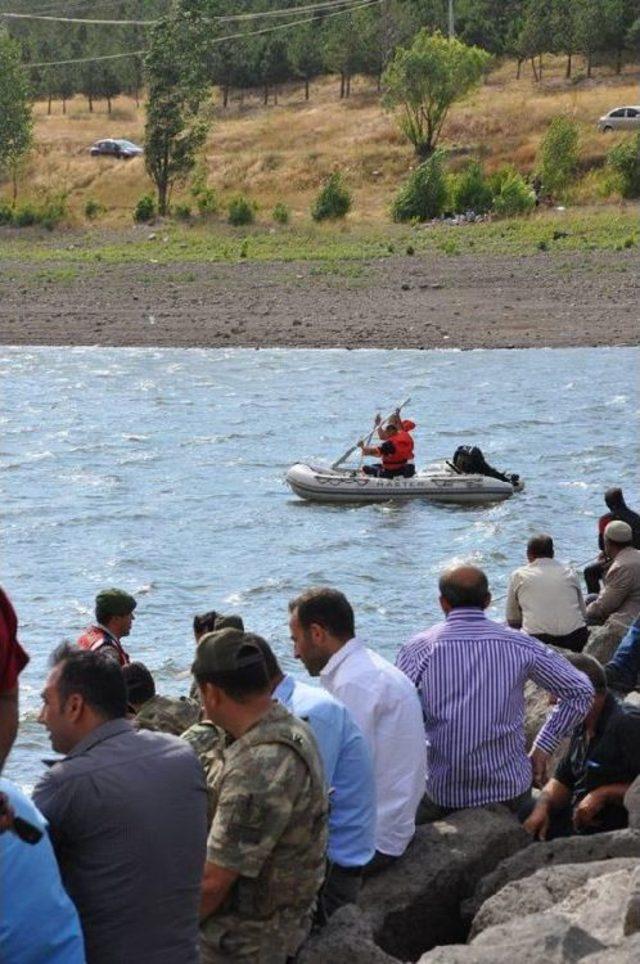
[288,586,426,875]
[524,652,640,840]
[33,644,207,964]
[122,661,200,735]
[584,488,640,595]
[193,629,327,963]
[585,521,640,663]
[396,565,594,822]
[76,588,137,666]
[506,534,588,651]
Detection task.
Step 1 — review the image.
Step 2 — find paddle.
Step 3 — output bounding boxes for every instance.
[331,397,412,470]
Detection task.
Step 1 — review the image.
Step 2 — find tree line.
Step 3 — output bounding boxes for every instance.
[0,0,638,115]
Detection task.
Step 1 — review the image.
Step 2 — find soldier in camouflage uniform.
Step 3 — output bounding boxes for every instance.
[181,720,227,826]
[190,614,245,704]
[123,662,201,736]
[193,628,328,963]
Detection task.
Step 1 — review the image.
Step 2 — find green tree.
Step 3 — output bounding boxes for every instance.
[144,15,210,216]
[574,0,601,77]
[0,27,33,203]
[537,116,579,197]
[289,24,324,100]
[382,30,490,158]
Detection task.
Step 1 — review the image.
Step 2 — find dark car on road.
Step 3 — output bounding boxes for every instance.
[89,138,144,159]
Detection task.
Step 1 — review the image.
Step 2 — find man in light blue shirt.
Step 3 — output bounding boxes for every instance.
[0,777,86,963]
[256,639,375,921]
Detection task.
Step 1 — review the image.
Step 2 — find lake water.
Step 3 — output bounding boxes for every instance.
[2,345,639,789]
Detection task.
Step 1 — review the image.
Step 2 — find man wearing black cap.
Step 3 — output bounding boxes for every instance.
[193,628,327,964]
[77,588,137,666]
[584,488,640,594]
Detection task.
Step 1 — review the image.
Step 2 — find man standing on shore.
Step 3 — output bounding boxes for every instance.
[397,565,594,821]
[194,629,327,963]
[77,588,136,666]
[34,644,207,964]
[288,586,425,874]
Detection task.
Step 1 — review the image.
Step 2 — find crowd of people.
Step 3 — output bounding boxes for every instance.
[1,486,640,963]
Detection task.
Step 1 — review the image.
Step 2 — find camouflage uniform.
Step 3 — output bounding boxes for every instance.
[200,702,328,964]
[181,720,228,827]
[134,694,201,737]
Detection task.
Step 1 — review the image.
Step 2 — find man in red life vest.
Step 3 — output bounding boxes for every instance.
[358,412,416,479]
[76,588,136,666]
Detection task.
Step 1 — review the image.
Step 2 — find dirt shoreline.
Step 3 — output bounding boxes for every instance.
[3,250,639,350]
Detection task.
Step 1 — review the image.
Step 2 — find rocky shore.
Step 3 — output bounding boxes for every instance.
[300,690,640,964]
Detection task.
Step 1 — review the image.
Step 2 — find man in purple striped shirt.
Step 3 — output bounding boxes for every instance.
[396,565,594,819]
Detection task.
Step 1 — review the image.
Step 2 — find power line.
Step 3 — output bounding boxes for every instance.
[23,0,381,69]
[2,0,366,26]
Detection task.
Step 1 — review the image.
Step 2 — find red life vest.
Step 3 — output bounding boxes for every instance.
[76,626,130,666]
[381,429,415,470]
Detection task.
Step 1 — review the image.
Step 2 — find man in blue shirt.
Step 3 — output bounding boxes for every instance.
[606,614,640,694]
[1,777,86,963]
[255,638,375,922]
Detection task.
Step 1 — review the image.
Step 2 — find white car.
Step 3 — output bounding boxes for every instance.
[597,107,640,132]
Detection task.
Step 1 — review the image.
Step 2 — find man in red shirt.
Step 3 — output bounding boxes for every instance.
[0,586,29,771]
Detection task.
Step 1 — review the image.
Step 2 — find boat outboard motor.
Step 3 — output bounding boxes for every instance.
[452,445,520,486]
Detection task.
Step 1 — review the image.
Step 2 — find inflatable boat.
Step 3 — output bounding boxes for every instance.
[285,459,524,505]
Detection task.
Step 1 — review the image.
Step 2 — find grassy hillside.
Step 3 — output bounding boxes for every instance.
[5,57,640,226]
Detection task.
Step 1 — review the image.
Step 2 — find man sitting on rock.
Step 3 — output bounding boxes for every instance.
[584,488,640,594]
[396,565,594,822]
[585,520,640,664]
[123,661,201,736]
[506,534,588,652]
[605,614,640,695]
[524,653,640,840]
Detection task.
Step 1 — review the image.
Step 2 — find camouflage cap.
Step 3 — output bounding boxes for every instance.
[192,628,266,681]
[95,587,137,618]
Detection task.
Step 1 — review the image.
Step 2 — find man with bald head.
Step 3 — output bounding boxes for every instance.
[396,564,594,822]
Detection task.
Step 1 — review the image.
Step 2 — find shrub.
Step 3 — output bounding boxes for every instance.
[0,201,13,225]
[493,172,536,217]
[39,194,67,231]
[84,198,105,220]
[195,187,218,216]
[311,173,352,221]
[228,195,255,226]
[272,202,290,225]
[450,159,493,214]
[134,194,156,223]
[607,134,640,199]
[538,116,580,197]
[391,151,448,222]
[13,203,37,227]
[174,203,192,221]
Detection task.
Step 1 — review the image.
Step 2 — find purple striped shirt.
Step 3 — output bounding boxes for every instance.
[396,608,594,808]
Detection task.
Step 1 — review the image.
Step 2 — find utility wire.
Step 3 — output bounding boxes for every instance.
[24,0,381,68]
[2,0,365,26]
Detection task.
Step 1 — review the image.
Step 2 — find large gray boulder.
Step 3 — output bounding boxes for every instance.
[298,906,397,964]
[625,777,640,829]
[584,621,628,664]
[464,829,640,923]
[418,913,604,963]
[470,858,639,938]
[624,865,640,936]
[584,933,640,961]
[360,807,529,961]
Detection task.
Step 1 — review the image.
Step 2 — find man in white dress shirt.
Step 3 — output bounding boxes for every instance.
[288,586,426,874]
[506,534,589,652]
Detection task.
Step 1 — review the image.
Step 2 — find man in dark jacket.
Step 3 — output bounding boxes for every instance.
[584,488,640,594]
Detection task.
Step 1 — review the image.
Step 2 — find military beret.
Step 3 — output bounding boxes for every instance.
[604,520,633,544]
[95,587,137,618]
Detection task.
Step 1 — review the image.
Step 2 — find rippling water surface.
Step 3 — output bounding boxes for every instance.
[2,345,638,788]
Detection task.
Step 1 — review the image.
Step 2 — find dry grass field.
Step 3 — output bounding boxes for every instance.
[10,57,640,226]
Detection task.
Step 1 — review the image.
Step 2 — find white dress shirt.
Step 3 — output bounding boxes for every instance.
[320,636,426,857]
[506,557,587,636]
